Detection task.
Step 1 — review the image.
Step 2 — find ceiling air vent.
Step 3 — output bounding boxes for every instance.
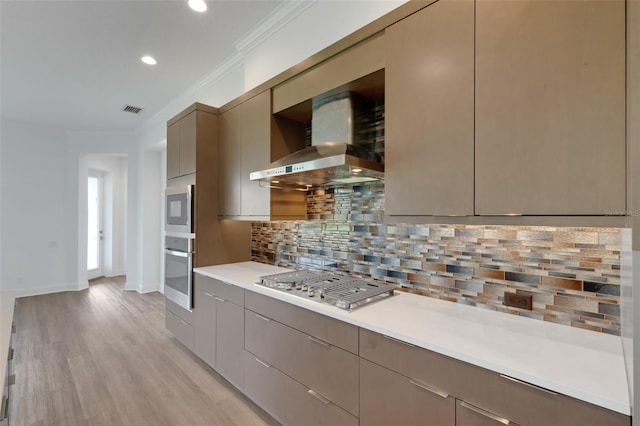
[121,105,143,114]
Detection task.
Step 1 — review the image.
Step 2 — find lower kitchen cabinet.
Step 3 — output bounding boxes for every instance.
[244,351,358,426]
[193,282,216,367]
[190,274,245,390]
[244,308,359,416]
[165,299,194,352]
[178,278,630,426]
[215,298,244,389]
[360,329,629,426]
[360,358,455,426]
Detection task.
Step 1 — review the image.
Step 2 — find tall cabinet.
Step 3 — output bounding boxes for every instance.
[384,0,475,216]
[166,103,251,267]
[475,0,626,215]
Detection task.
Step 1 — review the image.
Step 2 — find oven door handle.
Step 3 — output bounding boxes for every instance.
[165,249,190,258]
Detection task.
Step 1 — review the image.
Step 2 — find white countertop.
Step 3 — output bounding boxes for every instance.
[0,291,16,389]
[194,261,631,415]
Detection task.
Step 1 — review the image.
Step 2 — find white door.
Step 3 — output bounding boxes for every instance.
[87,170,104,279]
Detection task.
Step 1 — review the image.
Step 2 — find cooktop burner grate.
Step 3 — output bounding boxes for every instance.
[256,269,395,310]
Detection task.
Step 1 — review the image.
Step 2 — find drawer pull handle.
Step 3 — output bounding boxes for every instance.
[1,396,8,419]
[500,374,558,396]
[203,292,214,298]
[214,296,225,303]
[460,401,511,425]
[308,389,330,405]
[8,374,15,386]
[255,314,271,322]
[255,357,271,368]
[383,334,415,348]
[8,348,13,361]
[307,335,330,347]
[409,379,448,399]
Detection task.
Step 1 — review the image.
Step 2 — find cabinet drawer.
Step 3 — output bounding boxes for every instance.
[195,274,244,307]
[244,351,358,426]
[451,362,629,426]
[245,291,358,354]
[165,307,194,351]
[359,328,457,395]
[360,358,454,426]
[165,298,193,324]
[245,309,359,416]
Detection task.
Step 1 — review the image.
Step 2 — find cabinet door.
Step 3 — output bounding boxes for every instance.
[218,106,242,216]
[179,111,197,177]
[193,279,216,368]
[239,91,271,217]
[385,0,474,216]
[360,359,455,426]
[215,299,244,390]
[167,122,181,180]
[475,0,625,215]
[272,32,385,114]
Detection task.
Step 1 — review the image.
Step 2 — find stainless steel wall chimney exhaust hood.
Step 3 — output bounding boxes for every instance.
[249,91,384,191]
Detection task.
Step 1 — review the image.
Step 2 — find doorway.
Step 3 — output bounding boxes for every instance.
[87,170,104,279]
[83,155,127,284]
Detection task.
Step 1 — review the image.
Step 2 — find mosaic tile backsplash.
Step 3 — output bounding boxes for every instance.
[251,184,626,335]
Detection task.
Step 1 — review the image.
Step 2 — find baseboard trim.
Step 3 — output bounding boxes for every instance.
[14,282,87,298]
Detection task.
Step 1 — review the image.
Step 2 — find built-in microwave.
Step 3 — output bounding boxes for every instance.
[165,185,194,234]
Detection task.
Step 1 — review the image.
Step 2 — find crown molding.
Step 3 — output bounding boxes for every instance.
[138,2,316,135]
[138,53,244,134]
[234,0,317,54]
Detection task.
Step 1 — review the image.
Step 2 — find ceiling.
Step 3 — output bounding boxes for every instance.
[0,0,284,132]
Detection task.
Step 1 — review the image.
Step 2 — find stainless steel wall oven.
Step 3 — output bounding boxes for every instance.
[164,236,194,311]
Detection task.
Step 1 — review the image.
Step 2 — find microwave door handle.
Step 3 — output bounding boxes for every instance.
[164,249,190,258]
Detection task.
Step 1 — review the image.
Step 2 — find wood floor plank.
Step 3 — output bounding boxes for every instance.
[9,276,279,426]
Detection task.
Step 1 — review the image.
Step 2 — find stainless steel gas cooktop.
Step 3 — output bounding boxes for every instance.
[256,269,394,310]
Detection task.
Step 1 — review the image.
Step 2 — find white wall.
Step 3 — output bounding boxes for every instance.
[140,149,162,293]
[0,119,76,295]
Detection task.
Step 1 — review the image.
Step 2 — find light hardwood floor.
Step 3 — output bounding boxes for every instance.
[9,276,279,426]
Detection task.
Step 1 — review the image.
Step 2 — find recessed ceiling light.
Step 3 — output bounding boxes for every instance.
[187,0,207,12]
[141,56,157,65]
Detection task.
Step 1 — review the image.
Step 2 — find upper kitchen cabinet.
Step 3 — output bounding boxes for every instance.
[475,0,626,215]
[219,90,302,219]
[166,103,218,181]
[384,0,475,216]
[272,32,385,116]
